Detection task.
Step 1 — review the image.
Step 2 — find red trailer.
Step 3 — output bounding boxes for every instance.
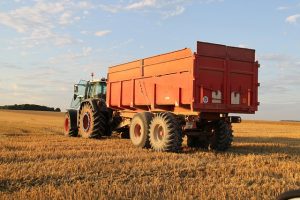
[104,41,259,152]
[107,41,259,115]
[64,41,259,152]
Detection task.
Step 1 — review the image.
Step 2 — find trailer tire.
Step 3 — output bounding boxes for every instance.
[149,112,183,152]
[210,120,233,151]
[64,110,78,137]
[78,103,106,138]
[130,112,153,148]
[187,135,209,149]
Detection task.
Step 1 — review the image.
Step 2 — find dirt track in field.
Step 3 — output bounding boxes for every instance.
[0,110,299,199]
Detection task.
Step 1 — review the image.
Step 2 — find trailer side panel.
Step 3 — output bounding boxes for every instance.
[107,49,194,112]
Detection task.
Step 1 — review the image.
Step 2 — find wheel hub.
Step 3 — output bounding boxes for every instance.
[64,118,69,132]
[134,124,142,138]
[83,112,91,131]
[154,125,164,141]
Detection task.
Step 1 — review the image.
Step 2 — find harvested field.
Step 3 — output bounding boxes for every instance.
[0,110,299,199]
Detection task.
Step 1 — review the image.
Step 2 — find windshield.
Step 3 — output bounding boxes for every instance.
[88,81,106,99]
[70,80,87,109]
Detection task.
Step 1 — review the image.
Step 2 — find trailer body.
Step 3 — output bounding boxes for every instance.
[107,41,259,115]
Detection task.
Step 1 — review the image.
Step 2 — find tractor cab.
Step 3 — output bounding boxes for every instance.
[86,79,107,100]
[70,78,107,110]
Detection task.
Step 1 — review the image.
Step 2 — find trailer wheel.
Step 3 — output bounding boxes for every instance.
[210,120,233,151]
[78,103,106,138]
[149,112,183,152]
[64,110,78,137]
[130,112,153,148]
[187,135,209,149]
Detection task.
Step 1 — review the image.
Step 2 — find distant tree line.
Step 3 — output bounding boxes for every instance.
[0,104,61,112]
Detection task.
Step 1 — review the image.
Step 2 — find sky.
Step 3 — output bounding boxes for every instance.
[0,0,299,120]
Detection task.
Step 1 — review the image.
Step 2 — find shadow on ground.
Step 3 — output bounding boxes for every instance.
[228,136,300,156]
[182,136,300,156]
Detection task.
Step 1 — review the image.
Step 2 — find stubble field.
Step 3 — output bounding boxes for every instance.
[0,110,299,200]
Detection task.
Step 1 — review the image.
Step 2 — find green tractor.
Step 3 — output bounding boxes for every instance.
[64,78,123,138]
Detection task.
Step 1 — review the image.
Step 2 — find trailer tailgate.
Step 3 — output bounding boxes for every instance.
[193,42,259,114]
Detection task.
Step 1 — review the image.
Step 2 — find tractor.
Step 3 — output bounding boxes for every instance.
[64,78,123,139]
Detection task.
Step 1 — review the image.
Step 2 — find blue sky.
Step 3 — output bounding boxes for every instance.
[0,0,299,120]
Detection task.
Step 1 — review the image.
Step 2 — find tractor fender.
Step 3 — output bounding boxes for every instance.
[66,109,78,118]
[80,99,108,113]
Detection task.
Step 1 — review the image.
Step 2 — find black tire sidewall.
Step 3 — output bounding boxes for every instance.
[210,120,233,151]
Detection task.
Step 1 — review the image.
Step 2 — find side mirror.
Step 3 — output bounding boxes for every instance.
[73,94,83,100]
[74,85,79,93]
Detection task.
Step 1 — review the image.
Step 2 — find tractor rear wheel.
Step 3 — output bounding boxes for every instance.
[209,120,233,151]
[64,110,78,137]
[130,112,153,148]
[149,112,183,152]
[78,103,106,138]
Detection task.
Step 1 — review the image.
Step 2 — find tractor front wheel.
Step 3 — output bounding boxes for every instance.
[64,110,78,137]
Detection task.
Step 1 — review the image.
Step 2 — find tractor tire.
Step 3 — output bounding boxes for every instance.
[78,103,106,138]
[187,135,209,149]
[64,110,78,137]
[129,112,153,148]
[149,112,183,152]
[210,120,233,151]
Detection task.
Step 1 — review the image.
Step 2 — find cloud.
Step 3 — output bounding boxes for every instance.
[48,47,93,64]
[77,1,94,9]
[0,67,75,108]
[286,14,300,24]
[162,5,185,19]
[0,1,96,48]
[277,6,289,11]
[82,47,92,56]
[238,44,248,48]
[109,39,134,50]
[126,0,156,10]
[99,4,123,13]
[0,62,23,70]
[59,12,73,25]
[94,30,111,37]
[258,53,300,104]
[99,0,223,19]
[259,53,290,63]
[80,30,88,35]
